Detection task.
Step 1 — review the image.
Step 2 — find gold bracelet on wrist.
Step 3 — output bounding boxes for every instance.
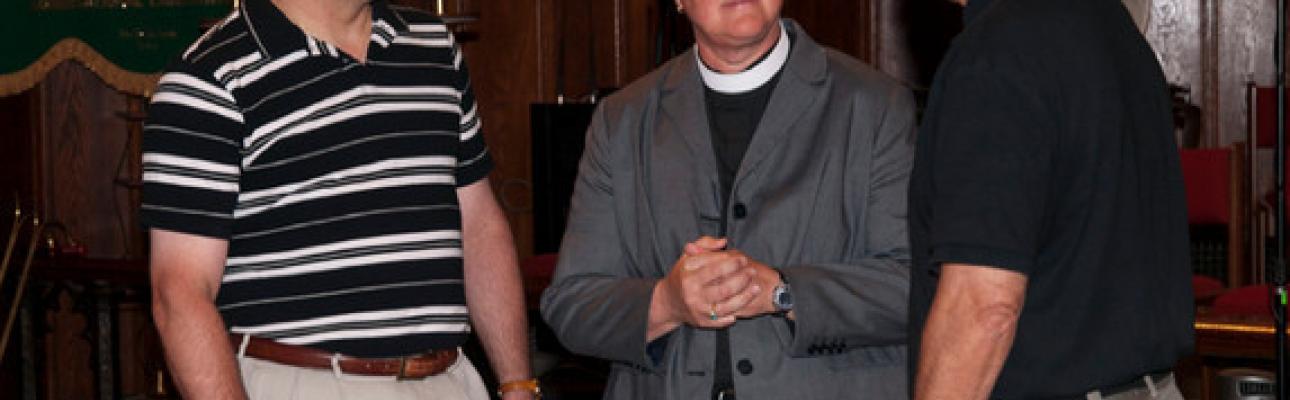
[497,378,541,399]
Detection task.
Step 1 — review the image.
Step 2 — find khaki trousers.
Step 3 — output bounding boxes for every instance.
[1085,373,1184,400]
[236,348,489,400]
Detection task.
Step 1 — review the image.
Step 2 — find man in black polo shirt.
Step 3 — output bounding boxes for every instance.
[908,0,1193,399]
[143,0,537,399]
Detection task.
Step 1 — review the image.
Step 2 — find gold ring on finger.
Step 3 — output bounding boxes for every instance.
[708,304,719,321]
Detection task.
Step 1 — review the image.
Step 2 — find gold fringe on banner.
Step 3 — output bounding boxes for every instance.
[0,38,161,98]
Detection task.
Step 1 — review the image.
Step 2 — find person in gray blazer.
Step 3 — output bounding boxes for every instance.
[540,1,915,399]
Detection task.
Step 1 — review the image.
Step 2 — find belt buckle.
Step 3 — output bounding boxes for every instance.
[396,356,424,381]
[715,388,735,400]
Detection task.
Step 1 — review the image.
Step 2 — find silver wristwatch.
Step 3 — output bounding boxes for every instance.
[772,282,793,312]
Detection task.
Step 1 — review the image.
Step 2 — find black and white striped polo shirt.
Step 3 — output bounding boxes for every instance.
[141,0,491,357]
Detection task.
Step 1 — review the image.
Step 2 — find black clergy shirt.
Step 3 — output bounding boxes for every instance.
[701,42,785,400]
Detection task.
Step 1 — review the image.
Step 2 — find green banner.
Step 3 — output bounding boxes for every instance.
[0,0,233,96]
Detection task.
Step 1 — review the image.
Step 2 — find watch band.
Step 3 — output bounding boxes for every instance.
[498,378,542,399]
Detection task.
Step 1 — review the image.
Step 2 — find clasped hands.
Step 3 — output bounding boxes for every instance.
[653,236,783,332]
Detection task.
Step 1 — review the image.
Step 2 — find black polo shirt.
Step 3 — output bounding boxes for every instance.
[908,0,1194,398]
[141,0,491,357]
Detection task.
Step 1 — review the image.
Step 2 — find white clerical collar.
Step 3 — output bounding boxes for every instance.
[697,21,791,94]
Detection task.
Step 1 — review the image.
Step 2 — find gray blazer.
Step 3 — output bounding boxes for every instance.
[540,20,915,400]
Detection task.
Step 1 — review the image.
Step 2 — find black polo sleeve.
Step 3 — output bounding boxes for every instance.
[451,42,494,187]
[923,61,1054,275]
[140,64,245,239]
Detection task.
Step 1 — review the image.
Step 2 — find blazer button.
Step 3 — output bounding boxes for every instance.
[736,359,754,375]
[732,203,748,219]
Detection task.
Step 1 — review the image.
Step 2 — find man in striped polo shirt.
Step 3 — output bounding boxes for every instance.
[142,0,536,398]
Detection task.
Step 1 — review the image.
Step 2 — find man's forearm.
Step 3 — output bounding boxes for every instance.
[464,258,531,383]
[462,214,532,385]
[153,290,247,400]
[915,264,1026,400]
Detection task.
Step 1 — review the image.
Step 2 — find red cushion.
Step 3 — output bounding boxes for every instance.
[1192,275,1225,300]
[521,253,559,280]
[1212,284,1271,316]
[1179,149,1231,225]
[520,254,560,311]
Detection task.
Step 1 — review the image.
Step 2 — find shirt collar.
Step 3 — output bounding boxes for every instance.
[241,0,409,60]
[697,20,791,94]
[963,0,995,25]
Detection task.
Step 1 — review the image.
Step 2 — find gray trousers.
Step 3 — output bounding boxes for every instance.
[236,348,489,400]
[1086,373,1184,400]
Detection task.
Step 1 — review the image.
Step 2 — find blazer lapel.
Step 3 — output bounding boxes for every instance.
[649,50,725,265]
[735,20,829,191]
[658,51,719,182]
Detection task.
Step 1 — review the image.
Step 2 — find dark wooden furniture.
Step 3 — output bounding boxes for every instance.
[0,61,159,399]
[1194,312,1281,400]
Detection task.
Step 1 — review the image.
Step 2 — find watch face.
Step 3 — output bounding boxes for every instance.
[774,284,792,310]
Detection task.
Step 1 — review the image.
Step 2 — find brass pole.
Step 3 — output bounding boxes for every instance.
[0,217,43,361]
[0,205,28,292]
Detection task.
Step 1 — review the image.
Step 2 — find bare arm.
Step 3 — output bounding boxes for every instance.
[915,263,1028,400]
[458,179,533,399]
[149,229,246,400]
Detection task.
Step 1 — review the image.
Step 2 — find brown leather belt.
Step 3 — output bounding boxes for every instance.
[229,334,457,380]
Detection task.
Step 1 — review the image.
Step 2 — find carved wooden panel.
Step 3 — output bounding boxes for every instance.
[37,62,144,259]
[42,291,94,399]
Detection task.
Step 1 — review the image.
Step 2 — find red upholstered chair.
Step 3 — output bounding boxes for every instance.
[1180,147,1249,287]
[1211,284,1270,317]
[1181,149,1232,226]
[1192,275,1226,305]
[1250,86,1284,151]
[520,253,559,311]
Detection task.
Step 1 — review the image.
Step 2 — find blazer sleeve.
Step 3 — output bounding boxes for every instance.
[539,103,661,369]
[781,85,915,357]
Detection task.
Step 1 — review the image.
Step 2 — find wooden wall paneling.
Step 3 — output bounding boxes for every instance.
[115,299,158,397]
[37,62,143,260]
[872,0,961,90]
[455,0,662,258]
[552,0,597,99]
[42,291,94,399]
[615,0,659,87]
[865,0,881,66]
[1228,143,1249,287]
[546,0,652,97]
[1199,0,1220,147]
[781,0,869,62]
[535,0,559,101]
[460,0,549,259]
